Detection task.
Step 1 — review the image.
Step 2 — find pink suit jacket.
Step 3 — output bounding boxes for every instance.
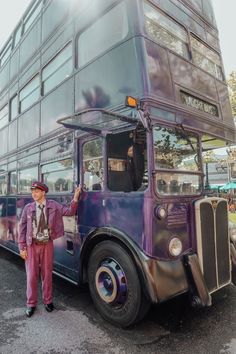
[18,199,78,251]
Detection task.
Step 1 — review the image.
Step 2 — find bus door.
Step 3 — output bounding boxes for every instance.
[57,109,140,239]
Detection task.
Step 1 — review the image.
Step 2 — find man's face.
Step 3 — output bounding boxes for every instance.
[31,188,46,203]
[127,146,133,158]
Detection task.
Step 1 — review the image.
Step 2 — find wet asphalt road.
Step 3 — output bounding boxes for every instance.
[0,247,236,354]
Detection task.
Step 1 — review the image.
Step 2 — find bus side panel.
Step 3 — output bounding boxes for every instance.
[104,193,144,247]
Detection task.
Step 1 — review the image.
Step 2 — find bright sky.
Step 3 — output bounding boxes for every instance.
[0,0,235,78]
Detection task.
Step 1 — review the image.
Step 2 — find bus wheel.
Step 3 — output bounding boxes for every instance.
[88,240,150,327]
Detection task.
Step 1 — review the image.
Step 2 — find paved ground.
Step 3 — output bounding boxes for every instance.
[0,247,236,354]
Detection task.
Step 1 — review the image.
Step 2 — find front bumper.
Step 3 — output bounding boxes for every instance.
[141,252,212,305]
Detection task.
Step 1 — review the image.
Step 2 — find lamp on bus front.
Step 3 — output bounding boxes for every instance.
[125,96,139,108]
[168,237,183,257]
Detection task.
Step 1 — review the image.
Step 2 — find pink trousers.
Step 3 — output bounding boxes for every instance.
[25,240,54,307]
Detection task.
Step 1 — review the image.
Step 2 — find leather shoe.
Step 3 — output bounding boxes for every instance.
[26,307,36,317]
[45,303,54,312]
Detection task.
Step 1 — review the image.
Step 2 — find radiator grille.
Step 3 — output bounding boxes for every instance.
[195,198,230,293]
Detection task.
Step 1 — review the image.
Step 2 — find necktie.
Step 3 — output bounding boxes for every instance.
[38,205,47,233]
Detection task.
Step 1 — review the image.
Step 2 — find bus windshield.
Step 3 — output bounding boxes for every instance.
[153,125,201,195]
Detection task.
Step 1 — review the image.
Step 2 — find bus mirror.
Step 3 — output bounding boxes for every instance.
[125,96,139,108]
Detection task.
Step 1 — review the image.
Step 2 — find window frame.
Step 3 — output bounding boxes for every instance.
[143,1,190,60]
[190,34,224,81]
[0,104,9,130]
[42,42,73,95]
[41,158,74,193]
[19,74,40,113]
[18,165,39,194]
[77,1,129,68]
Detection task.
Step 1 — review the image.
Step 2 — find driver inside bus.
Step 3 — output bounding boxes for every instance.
[126,144,145,191]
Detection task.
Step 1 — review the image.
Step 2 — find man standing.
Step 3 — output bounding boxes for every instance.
[18,181,81,317]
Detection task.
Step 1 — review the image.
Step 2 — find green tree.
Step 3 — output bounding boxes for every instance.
[227,71,236,118]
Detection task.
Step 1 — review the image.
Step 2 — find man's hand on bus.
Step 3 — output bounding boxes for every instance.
[20,250,28,260]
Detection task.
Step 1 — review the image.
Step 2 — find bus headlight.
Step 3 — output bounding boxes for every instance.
[168,237,183,257]
[229,221,236,243]
[154,206,167,219]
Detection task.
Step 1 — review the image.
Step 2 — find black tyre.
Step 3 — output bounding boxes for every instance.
[88,240,150,327]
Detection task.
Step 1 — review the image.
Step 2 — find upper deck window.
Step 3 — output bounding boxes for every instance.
[0,105,9,130]
[10,95,18,121]
[23,0,43,34]
[42,43,73,95]
[191,35,223,80]
[13,24,22,48]
[144,2,189,59]
[77,1,128,67]
[19,75,40,113]
[0,39,12,67]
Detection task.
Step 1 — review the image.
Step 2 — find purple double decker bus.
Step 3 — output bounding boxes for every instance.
[0,0,236,327]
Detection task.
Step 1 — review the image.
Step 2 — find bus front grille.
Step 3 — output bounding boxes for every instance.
[194,198,231,293]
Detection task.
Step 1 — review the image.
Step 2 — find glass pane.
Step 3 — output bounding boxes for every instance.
[43,169,73,192]
[153,126,199,171]
[10,171,17,194]
[14,25,22,47]
[24,1,42,33]
[20,88,40,112]
[191,36,223,80]
[78,2,128,67]
[18,166,38,193]
[10,95,18,120]
[0,105,8,129]
[43,60,72,94]
[0,175,7,195]
[83,139,103,191]
[18,153,40,169]
[20,75,40,101]
[42,44,72,81]
[156,173,200,195]
[8,120,17,151]
[42,159,73,173]
[144,2,189,59]
[0,40,12,66]
[0,127,8,155]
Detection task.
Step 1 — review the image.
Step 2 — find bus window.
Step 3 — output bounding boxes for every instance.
[23,1,43,34]
[77,1,128,67]
[0,175,7,195]
[9,171,17,195]
[42,43,73,95]
[19,75,40,113]
[18,166,38,193]
[0,39,12,67]
[144,1,189,59]
[13,24,22,48]
[82,139,103,191]
[0,105,8,129]
[42,159,73,192]
[10,95,18,121]
[107,130,147,192]
[190,35,223,80]
[154,125,200,195]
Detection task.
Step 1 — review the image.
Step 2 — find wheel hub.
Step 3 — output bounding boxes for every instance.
[95,259,127,305]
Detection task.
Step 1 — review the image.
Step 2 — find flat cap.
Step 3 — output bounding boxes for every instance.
[31,181,49,193]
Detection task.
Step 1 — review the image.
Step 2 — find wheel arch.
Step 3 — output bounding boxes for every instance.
[79,227,152,302]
